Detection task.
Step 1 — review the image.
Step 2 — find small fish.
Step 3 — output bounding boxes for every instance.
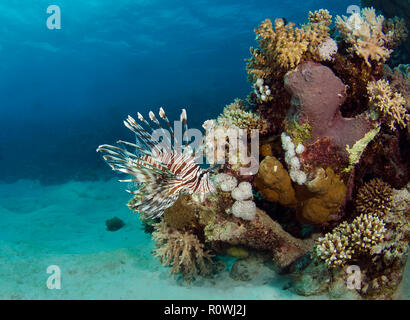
[97,108,215,219]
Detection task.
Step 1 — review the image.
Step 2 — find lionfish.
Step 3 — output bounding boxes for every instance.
[97,108,215,219]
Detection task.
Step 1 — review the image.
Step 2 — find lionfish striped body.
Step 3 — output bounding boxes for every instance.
[97,108,215,219]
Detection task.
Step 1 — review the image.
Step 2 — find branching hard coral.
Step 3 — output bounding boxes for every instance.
[384,65,410,111]
[216,98,269,135]
[304,9,333,57]
[355,178,393,217]
[383,17,408,49]
[247,10,334,78]
[152,221,214,282]
[248,18,309,76]
[314,213,386,268]
[336,7,393,67]
[367,79,409,131]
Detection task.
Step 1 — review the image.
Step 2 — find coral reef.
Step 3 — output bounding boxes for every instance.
[336,8,393,67]
[152,221,214,282]
[216,98,269,135]
[355,178,393,217]
[367,79,409,131]
[314,213,386,268]
[103,5,410,299]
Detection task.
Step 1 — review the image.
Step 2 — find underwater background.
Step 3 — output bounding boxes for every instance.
[0,0,409,299]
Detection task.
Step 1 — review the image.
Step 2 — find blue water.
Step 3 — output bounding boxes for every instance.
[3,0,408,300]
[0,0,359,184]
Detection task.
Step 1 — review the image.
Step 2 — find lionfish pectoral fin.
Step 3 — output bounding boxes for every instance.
[128,182,179,219]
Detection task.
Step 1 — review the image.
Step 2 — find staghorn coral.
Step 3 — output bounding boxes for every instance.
[355,178,393,217]
[216,98,269,135]
[367,79,409,130]
[383,65,410,112]
[314,213,386,268]
[336,8,393,67]
[152,221,214,282]
[247,10,334,79]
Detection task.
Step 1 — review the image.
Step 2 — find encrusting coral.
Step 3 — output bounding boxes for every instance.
[367,79,409,131]
[152,221,214,282]
[336,7,393,67]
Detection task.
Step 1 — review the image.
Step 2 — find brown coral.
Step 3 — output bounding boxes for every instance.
[254,156,297,207]
[355,178,393,217]
[299,168,347,225]
[304,9,333,57]
[254,156,347,225]
[248,18,309,76]
[367,79,409,131]
[163,195,199,230]
[152,221,214,282]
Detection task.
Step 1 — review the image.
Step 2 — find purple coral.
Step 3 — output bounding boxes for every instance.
[284,61,374,161]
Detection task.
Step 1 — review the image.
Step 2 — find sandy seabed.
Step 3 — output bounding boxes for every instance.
[0,179,408,300]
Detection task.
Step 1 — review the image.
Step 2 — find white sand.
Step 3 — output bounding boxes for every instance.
[0,179,308,300]
[0,179,407,300]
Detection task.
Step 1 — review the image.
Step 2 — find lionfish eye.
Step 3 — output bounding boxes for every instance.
[198,171,206,180]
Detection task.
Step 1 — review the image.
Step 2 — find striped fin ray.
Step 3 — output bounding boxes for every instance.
[128,182,180,219]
